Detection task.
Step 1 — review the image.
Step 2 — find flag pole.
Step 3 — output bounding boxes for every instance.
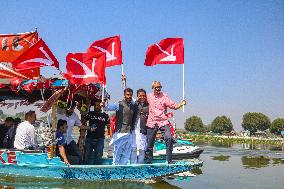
[101,84,105,103]
[101,83,105,112]
[182,63,185,112]
[121,64,126,89]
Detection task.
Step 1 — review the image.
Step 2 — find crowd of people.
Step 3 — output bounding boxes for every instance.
[0,80,186,166]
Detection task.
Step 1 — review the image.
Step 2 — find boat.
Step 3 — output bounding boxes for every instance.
[0,149,203,181]
[154,139,203,160]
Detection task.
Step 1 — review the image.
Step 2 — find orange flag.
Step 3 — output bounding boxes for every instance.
[0,31,40,79]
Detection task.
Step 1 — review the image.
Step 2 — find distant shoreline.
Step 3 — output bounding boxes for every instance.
[180,133,283,146]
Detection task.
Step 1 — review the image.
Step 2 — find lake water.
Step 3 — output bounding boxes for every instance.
[1,143,283,189]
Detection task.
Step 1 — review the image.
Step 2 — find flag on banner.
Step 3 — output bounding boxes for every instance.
[66,52,106,85]
[13,39,59,70]
[87,36,122,67]
[0,84,6,89]
[10,77,22,87]
[0,32,38,62]
[0,31,40,78]
[144,38,184,66]
[22,82,37,93]
[9,77,21,94]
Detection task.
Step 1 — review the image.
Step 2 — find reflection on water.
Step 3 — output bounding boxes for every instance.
[190,167,203,175]
[211,155,230,161]
[0,175,180,189]
[271,158,284,165]
[241,156,270,169]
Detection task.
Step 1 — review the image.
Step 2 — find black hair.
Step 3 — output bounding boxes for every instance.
[137,88,146,96]
[57,119,67,130]
[25,111,35,120]
[124,88,133,95]
[93,98,102,104]
[5,117,14,122]
[14,117,21,125]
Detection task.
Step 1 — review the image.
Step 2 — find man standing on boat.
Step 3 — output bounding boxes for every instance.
[14,111,37,150]
[145,81,186,164]
[130,88,149,164]
[103,88,137,165]
[83,99,110,165]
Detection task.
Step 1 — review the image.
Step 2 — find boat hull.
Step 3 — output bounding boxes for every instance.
[0,162,202,181]
[0,150,202,181]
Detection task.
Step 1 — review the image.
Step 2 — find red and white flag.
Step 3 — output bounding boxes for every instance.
[66,52,106,85]
[22,82,37,93]
[10,77,22,87]
[9,77,21,94]
[87,36,122,67]
[144,38,184,66]
[13,39,59,70]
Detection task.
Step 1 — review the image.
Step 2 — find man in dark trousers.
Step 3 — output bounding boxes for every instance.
[84,99,110,165]
[145,81,186,164]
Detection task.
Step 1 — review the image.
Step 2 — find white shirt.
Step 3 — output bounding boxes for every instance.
[57,112,81,145]
[14,121,36,149]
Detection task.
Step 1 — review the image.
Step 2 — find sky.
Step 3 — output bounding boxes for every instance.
[0,1,283,130]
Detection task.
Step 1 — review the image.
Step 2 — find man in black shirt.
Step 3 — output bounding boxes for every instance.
[84,99,109,165]
[0,117,14,148]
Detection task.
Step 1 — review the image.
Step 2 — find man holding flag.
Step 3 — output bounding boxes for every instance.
[145,81,186,164]
[143,37,186,164]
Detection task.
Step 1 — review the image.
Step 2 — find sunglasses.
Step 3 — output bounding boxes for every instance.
[154,86,162,90]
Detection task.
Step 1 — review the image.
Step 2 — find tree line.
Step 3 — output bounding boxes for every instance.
[184,112,284,136]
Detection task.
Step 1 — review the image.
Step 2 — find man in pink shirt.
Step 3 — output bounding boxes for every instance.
[145,81,186,164]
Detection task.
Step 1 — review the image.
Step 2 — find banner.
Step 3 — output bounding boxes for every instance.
[0,31,40,78]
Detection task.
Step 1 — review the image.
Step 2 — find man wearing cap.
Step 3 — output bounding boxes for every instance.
[145,81,186,164]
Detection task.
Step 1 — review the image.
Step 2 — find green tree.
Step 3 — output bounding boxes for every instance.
[270,118,284,135]
[242,112,271,134]
[184,116,204,132]
[211,116,234,134]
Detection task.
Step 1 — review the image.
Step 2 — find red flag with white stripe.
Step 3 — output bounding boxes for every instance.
[13,39,59,70]
[144,38,184,66]
[66,52,106,85]
[87,36,122,67]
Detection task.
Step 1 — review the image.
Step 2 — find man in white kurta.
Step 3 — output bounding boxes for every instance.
[14,111,37,150]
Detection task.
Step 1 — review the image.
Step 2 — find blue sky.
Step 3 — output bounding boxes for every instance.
[1,1,283,130]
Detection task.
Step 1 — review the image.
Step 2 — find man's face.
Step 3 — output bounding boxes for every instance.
[124,91,133,103]
[29,113,36,125]
[61,123,68,133]
[94,102,101,112]
[153,82,162,95]
[66,107,75,116]
[5,121,14,128]
[137,91,146,103]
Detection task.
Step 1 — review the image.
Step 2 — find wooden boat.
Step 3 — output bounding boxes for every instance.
[0,149,203,181]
